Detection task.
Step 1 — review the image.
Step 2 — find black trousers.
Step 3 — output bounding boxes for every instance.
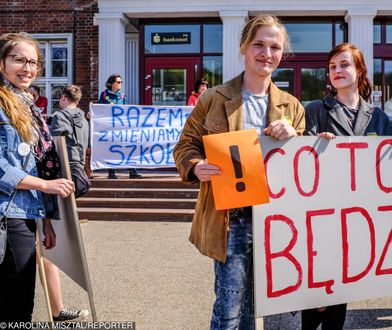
[0,218,37,322]
[301,304,347,330]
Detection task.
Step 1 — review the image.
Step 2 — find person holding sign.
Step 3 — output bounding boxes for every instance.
[98,74,141,179]
[174,15,305,329]
[302,43,392,330]
[0,32,74,322]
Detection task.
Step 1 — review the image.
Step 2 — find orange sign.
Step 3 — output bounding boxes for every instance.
[203,129,270,210]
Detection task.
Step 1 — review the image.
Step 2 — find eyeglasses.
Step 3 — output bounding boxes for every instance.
[7,54,43,71]
[115,81,123,84]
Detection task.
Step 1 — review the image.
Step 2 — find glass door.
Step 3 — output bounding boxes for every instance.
[274,62,328,106]
[144,57,200,105]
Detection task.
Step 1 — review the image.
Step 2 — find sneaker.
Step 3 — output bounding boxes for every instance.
[53,308,89,322]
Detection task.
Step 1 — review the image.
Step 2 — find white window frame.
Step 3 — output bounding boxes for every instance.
[32,33,73,115]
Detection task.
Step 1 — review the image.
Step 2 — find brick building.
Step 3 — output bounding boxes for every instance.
[0,0,98,114]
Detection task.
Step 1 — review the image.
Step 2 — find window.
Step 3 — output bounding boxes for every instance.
[387,23,392,44]
[373,20,392,113]
[284,21,346,53]
[32,34,73,115]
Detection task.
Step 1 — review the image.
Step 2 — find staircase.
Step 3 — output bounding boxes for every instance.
[77,170,199,222]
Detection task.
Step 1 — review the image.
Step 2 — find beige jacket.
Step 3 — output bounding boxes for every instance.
[173,73,305,262]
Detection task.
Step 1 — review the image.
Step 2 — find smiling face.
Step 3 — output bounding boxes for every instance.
[242,25,284,80]
[1,41,39,90]
[328,50,359,93]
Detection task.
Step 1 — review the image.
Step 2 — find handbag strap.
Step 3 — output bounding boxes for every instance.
[2,152,31,218]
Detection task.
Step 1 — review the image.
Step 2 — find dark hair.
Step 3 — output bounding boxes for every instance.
[30,85,40,94]
[193,78,208,94]
[62,84,82,103]
[105,74,122,89]
[327,43,372,102]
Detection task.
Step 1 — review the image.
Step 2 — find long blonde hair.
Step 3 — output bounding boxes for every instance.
[0,32,43,143]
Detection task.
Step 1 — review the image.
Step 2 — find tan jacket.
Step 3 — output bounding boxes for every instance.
[173,73,305,262]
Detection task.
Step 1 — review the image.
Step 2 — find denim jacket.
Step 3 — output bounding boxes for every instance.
[0,107,46,219]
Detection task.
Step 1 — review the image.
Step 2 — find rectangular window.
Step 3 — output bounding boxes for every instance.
[335,21,346,45]
[373,22,382,44]
[145,24,200,54]
[203,56,222,87]
[203,24,223,53]
[33,34,73,115]
[387,23,392,44]
[285,22,332,52]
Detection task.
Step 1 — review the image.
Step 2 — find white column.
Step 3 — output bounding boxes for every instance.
[94,13,128,92]
[125,34,139,104]
[345,9,377,83]
[219,11,248,82]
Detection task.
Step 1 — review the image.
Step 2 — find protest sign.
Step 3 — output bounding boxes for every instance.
[38,136,97,321]
[253,136,392,317]
[90,104,193,169]
[203,129,269,210]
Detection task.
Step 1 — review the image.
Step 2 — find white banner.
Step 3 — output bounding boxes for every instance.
[90,104,193,169]
[254,136,392,317]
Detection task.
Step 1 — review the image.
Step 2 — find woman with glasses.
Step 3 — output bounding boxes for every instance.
[98,74,141,179]
[0,32,74,322]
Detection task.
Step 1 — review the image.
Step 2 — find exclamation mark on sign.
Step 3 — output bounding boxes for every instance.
[229,145,246,192]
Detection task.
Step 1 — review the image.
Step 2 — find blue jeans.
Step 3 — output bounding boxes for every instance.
[210,208,255,330]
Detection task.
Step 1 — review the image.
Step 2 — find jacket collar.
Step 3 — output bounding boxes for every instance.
[323,93,374,136]
[214,72,292,129]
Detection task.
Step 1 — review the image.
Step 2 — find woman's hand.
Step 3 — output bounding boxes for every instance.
[317,132,336,139]
[193,159,221,182]
[41,178,75,198]
[42,218,56,249]
[262,119,297,140]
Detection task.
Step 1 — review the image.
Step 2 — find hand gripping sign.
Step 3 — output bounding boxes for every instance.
[253,136,392,317]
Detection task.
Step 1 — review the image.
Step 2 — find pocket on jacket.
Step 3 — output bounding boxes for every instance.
[203,118,228,134]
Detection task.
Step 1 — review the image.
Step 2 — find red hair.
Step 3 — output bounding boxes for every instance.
[327,43,372,102]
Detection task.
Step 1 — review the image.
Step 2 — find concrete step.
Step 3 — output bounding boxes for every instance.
[78,207,195,222]
[77,197,197,209]
[84,188,199,199]
[91,177,199,189]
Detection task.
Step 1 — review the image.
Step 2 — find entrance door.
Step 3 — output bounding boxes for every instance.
[144,57,200,105]
[273,62,328,106]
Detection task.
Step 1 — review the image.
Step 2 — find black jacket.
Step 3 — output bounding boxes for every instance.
[305,93,392,136]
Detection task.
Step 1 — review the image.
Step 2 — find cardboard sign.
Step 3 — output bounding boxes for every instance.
[203,129,269,210]
[253,136,392,317]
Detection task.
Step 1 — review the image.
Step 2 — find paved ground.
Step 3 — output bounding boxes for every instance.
[33,221,392,330]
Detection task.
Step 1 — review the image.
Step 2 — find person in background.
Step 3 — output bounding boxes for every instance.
[48,84,90,321]
[0,32,74,322]
[302,43,392,330]
[98,74,141,179]
[29,85,48,117]
[187,78,208,106]
[174,15,305,329]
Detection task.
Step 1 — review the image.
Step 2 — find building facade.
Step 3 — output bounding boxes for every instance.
[96,0,392,117]
[0,1,391,117]
[0,0,98,114]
